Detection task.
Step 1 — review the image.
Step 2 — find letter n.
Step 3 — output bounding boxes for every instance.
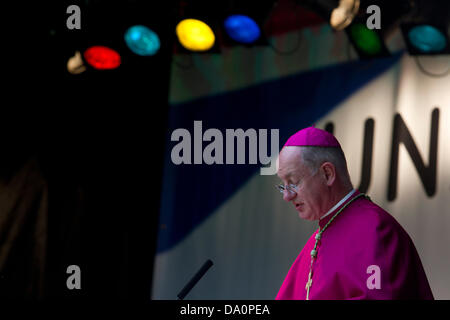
[388,108,439,201]
[358,118,375,194]
[66,5,81,30]
[66,265,81,289]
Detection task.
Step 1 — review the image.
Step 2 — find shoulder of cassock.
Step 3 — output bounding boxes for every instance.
[330,198,427,299]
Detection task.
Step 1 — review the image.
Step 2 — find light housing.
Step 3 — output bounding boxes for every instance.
[330,0,360,31]
[223,14,261,44]
[124,25,160,56]
[401,23,450,55]
[345,21,390,59]
[83,45,121,70]
[176,18,216,52]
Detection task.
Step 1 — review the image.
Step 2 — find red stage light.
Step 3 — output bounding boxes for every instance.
[83,46,121,70]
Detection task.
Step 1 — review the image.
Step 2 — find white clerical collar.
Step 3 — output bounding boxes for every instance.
[320,189,356,220]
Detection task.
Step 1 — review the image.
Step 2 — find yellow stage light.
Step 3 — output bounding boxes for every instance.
[176,19,215,52]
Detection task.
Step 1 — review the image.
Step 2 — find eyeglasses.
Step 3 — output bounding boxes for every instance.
[275,169,318,196]
[275,182,300,195]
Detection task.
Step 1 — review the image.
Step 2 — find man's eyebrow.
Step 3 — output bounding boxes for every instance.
[279,171,293,182]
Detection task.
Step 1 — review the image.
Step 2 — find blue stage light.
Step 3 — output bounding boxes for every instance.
[224,15,261,44]
[124,25,160,56]
[408,25,447,53]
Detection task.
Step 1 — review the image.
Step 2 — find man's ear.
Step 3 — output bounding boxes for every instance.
[321,162,336,186]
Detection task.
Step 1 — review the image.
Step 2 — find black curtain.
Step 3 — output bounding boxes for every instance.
[1,0,174,299]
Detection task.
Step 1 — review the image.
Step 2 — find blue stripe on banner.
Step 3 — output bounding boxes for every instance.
[157,52,402,253]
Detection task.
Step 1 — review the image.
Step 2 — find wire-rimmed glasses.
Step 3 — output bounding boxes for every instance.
[275,182,299,195]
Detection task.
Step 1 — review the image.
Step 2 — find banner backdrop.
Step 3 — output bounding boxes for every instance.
[152,43,450,299]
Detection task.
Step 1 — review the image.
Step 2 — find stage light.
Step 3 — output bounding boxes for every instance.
[176,19,216,52]
[67,51,86,75]
[299,0,360,31]
[124,25,160,56]
[345,21,390,59]
[402,24,450,55]
[349,23,382,55]
[84,46,121,70]
[223,14,261,44]
[399,0,450,56]
[408,25,446,52]
[330,0,360,31]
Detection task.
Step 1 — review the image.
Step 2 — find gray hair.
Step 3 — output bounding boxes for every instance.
[300,146,352,184]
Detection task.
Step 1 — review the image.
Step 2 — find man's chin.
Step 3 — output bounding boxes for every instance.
[296,207,314,221]
[299,214,315,221]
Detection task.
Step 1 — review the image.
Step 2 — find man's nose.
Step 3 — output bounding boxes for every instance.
[283,190,296,202]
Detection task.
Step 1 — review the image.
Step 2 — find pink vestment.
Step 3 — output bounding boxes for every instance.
[276,190,434,300]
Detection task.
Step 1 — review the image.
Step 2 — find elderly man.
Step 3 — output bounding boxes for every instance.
[275,127,433,300]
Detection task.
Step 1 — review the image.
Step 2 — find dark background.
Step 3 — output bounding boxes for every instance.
[1,0,175,299]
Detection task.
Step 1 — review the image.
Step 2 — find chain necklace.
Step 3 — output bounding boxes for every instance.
[305,193,370,300]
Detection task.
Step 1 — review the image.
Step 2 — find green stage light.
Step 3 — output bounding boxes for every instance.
[345,20,390,59]
[349,23,382,55]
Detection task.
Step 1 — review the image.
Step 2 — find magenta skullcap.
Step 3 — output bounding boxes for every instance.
[283,127,341,148]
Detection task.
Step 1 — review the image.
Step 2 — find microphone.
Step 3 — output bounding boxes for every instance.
[177,259,213,300]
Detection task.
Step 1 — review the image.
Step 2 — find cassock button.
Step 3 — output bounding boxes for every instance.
[315,234,321,241]
[310,249,317,258]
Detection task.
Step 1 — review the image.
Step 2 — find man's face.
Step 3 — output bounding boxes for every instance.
[277,147,328,221]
